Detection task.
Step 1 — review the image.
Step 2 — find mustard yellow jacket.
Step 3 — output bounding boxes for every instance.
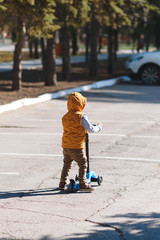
[62,92,87,149]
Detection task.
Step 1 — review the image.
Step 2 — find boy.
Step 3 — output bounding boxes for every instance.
[59,92,102,191]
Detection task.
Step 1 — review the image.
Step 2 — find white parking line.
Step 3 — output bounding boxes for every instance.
[90,120,156,124]
[0,133,126,137]
[0,120,156,124]
[0,132,159,139]
[133,135,160,139]
[0,133,62,135]
[93,156,160,163]
[0,172,20,175]
[0,153,62,157]
[84,120,152,123]
[0,153,159,163]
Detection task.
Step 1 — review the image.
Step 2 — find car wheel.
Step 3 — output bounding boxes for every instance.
[140,64,160,85]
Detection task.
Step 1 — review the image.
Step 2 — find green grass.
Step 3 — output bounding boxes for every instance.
[0,51,32,62]
[0,52,13,62]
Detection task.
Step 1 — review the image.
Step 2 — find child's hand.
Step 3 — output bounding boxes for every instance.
[98,122,103,128]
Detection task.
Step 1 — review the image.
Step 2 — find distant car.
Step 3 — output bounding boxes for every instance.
[126,51,160,85]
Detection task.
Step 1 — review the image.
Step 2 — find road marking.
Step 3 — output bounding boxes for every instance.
[0,133,126,137]
[92,133,126,137]
[0,172,20,175]
[93,156,160,163]
[0,120,156,124]
[90,120,156,124]
[0,153,159,163]
[0,132,160,139]
[0,133,62,135]
[132,135,160,139]
[0,153,62,157]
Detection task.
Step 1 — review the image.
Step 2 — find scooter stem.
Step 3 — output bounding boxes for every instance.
[86,132,90,173]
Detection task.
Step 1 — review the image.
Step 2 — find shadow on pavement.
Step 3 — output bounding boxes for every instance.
[44,212,160,240]
[106,212,160,238]
[80,83,160,104]
[0,187,94,199]
[57,82,160,104]
[0,188,69,199]
[1,212,160,239]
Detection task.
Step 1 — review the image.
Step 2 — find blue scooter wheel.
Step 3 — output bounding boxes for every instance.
[98,175,103,185]
[69,179,75,193]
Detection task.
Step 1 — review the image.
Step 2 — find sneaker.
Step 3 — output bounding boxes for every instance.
[59,182,67,190]
[79,183,94,192]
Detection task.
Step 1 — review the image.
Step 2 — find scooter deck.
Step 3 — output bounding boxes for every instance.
[67,170,102,191]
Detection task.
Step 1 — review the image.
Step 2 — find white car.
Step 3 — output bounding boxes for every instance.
[126,51,160,85]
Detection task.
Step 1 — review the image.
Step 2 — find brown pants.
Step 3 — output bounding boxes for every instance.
[60,148,87,185]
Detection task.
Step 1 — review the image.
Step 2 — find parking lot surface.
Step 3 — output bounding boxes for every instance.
[0,83,160,240]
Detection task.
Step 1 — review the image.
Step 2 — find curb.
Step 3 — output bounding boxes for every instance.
[0,76,130,115]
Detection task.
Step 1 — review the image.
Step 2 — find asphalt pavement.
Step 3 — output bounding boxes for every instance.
[0,83,160,239]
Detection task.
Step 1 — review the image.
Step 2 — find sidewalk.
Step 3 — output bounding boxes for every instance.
[0,49,133,72]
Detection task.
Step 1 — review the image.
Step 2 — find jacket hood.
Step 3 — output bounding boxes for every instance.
[67,92,86,112]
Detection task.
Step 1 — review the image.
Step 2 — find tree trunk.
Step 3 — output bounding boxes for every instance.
[45,33,57,86]
[61,24,70,81]
[145,26,150,52]
[154,16,160,50]
[145,19,153,51]
[71,28,78,55]
[28,36,33,58]
[89,2,99,78]
[98,23,103,54]
[107,27,113,74]
[40,37,46,70]
[113,29,118,60]
[40,37,46,83]
[34,38,39,59]
[85,23,90,64]
[12,18,25,91]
